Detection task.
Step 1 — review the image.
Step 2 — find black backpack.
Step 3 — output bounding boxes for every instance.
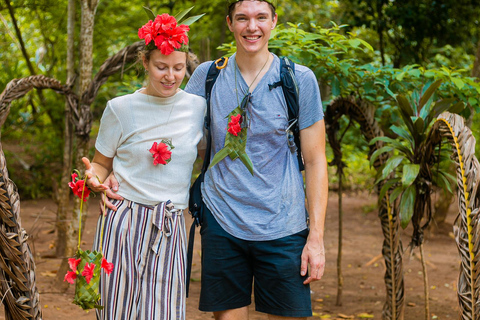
[186,55,301,296]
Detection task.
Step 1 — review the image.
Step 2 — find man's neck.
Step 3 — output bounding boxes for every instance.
[235,50,272,75]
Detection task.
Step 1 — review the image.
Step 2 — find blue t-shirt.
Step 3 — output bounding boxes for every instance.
[185,53,323,241]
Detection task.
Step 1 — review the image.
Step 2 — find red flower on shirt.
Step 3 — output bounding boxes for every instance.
[227,114,242,136]
[68,173,91,201]
[82,263,96,284]
[149,141,173,165]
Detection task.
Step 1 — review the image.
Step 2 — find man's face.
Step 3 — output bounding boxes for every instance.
[226,1,278,55]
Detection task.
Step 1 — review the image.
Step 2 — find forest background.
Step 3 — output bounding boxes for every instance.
[1,0,480,302]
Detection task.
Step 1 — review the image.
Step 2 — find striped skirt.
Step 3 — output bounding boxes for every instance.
[93,199,187,320]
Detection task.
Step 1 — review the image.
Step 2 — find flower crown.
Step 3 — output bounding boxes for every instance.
[138,7,204,56]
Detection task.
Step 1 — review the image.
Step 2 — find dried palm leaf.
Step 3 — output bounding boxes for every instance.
[0,143,42,319]
[326,96,404,320]
[430,112,480,320]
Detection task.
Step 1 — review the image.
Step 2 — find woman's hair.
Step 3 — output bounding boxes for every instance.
[227,0,276,21]
[138,47,199,76]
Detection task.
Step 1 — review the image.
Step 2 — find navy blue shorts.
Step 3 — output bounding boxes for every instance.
[199,206,312,317]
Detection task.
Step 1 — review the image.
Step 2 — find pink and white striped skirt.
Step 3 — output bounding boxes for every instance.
[93,199,186,320]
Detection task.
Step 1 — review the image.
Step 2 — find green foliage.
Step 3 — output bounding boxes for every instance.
[370,81,463,229]
[340,0,480,67]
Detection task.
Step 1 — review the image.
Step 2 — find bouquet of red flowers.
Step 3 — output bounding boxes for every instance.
[65,170,114,310]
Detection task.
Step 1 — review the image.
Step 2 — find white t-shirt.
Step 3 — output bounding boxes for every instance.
[95,89,206,209]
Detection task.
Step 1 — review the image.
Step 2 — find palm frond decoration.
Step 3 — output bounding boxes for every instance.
[326,95,404,319]
[430,112,480,320]
[0,142,42,319]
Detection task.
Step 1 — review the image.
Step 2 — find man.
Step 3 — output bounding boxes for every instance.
[184,1,328,319]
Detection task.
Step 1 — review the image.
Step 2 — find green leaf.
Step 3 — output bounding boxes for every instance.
[376,155,404,184]
[358,39,374,51]
[431,98,457,118]
[331,76,340,96]
[369,146,393,168]
[239,152,254,175]
[396,95,415,134]
[348,39,361,48]
[209,146,232,169]
[369,136,413,159]
[433,170,456,194]
[447,101,465,115]
[379,178,401,201]
[414,117,424,134]
[419,79,442,110]
[402,164,420,187]
[389,186,404,203]
[399,185,416,229]
[390,125,414,148]
[180,13,205,26]
[143,6,156,20]
[452,77,465,89]
[174,6,194,22]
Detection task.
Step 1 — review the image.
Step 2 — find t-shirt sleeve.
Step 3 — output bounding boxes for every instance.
[185,62,211,98]
[95,101,122,158]
[298,68,324,130]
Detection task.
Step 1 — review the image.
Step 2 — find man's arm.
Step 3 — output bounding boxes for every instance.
[299,119,328,284]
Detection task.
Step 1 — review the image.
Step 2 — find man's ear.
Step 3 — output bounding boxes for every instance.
[272,13,278,29]
[226,15,233,32]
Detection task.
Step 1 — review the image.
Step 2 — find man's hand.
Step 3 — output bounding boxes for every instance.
[300,234,325,284]
[99,171,123,214]
[82,157,108,192]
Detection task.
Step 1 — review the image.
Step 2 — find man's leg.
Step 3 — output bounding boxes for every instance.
[252,229,313,318]
[213,306,249,320]
[199,207,253,313]
[267,315,306,320]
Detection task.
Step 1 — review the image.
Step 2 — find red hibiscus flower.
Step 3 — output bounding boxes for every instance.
[81,263,96,284]
[149,142,172,165]
[101,258,114,275]
[68,173,91,201]
[138,14,189,55]
[64,271,77,284]
[227,114,242,136]
[68,258,81,272]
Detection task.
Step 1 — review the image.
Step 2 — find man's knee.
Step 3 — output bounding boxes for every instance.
[213,306,249,320]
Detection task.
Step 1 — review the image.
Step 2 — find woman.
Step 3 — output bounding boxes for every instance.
[83,13,206,320]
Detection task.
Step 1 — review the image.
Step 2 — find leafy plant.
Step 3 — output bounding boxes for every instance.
[370,79,464,240]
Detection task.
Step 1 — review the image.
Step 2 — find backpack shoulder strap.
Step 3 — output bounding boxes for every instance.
[279,56,304,171]
[202,56,228,171]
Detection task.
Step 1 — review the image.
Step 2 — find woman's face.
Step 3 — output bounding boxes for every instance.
[143,50,187,98]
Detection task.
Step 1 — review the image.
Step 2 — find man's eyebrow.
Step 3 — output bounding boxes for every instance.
[234,11,270,18]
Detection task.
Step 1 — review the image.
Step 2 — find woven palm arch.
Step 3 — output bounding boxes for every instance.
[0,41,147,319]
[325,95,404,320]
[428,112,480,320]
[326,95,480,319]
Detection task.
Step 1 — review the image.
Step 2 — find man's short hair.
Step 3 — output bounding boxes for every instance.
[227,0,276,21]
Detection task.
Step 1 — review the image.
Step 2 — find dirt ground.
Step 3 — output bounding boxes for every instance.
[0,191,460,320]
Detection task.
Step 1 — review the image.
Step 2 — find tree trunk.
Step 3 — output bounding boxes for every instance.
[336,170,344,306]
[55,0,75,271]
[472,39,480,80]
[57,0,98,289]
[420,244,429,320]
